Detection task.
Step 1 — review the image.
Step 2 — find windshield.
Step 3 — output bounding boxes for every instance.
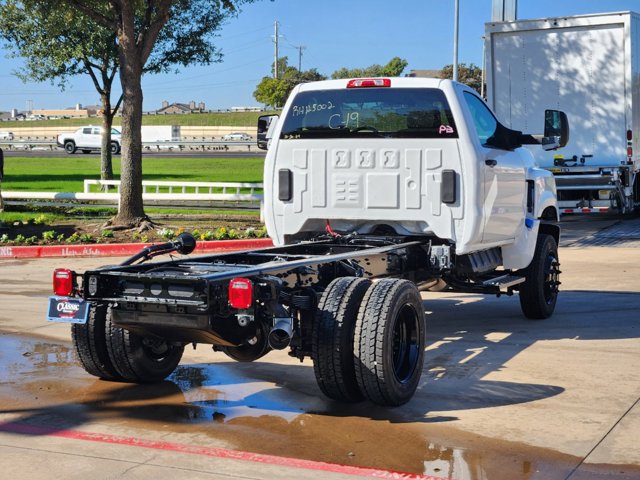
[280,87,458,139]
[111,128,121,135]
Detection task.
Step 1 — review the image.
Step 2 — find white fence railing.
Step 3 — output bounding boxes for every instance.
[3,180,264,210]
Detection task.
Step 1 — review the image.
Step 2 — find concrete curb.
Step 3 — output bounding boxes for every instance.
[0,238,273,259]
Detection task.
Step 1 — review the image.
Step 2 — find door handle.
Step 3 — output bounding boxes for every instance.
[485,159,497,167]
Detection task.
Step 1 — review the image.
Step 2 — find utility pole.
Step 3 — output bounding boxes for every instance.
[295,45,306,71]
[273,21,279,79]
[453,0,459,82]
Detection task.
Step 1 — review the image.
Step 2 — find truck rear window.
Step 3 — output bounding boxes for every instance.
[280,88,458,139]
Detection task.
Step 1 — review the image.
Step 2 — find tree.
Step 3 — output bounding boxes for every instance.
[0,1,122,183]
[440,63,483,94]
[254,57,326,109]
[44,0,254,227]
[331,57,408,79]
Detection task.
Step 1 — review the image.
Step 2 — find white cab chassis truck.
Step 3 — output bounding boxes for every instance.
[486,11,640,215]
[47,78,567,406]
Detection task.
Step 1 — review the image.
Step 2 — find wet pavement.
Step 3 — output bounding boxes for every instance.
[1,217,640,479]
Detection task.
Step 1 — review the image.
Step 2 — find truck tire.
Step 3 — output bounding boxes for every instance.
[354,278,426,406]
[105,316,184,383]
[64,141,76,154]
[110,141,120,154]
[71,303,122,381]
[312,277,371,402]
[519,233,560,319]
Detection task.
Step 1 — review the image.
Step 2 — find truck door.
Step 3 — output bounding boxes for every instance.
[463,92,526,243]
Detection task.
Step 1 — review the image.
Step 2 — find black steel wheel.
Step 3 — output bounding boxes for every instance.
[64,141,76,154]
[519,233,561,319]
[106,316,184,383]
[110,141,120,154]
[354,278,426,406]
[312,277,371,402]
[71,303,123,381]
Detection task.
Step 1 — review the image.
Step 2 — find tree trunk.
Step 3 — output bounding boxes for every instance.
[113,44,145,225]
[100,93,114,184]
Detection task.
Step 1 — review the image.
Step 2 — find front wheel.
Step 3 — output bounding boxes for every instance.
[354,279,426,406]
[106,316,184,383]
[518,233,561,319]
[110,141,120,154]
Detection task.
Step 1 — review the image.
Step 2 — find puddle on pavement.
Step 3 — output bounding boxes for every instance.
[1,333,638,480]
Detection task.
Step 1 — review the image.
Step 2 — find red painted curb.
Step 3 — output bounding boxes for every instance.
[0,421,444,480]
[0,238,273,259]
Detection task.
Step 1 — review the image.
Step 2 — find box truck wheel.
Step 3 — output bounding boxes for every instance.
[312,277,371,402]
[105,316,184,383]
[71,303,123,381]
[354,279,425,406]
[519,233,560,319]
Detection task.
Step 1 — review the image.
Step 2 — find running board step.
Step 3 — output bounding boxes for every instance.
[482,275,525,289]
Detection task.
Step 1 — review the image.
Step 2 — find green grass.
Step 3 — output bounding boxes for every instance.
[2,156,265,192]
[9,111,279,128]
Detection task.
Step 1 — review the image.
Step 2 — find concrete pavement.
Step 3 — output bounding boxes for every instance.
[0,235,639,479]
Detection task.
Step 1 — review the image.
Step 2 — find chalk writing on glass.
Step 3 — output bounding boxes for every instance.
[291,101,335,117]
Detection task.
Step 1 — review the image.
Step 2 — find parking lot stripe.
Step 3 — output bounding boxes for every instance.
[0,421,444,480]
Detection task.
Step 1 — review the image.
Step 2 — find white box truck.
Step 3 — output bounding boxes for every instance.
[486,11,640,214]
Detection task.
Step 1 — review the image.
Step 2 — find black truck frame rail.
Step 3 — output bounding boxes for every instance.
[75,233,520,358]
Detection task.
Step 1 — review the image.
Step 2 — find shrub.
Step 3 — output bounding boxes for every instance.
[42,231,57,242]
[101,229,114,238]
[200,230,215,241]
[66,232,81,244]
[227,229,239,239]
[14,234,26,245]
[0,234,9,243]
[79,233,95,243]
[24,236,39,245]
[214,227,228,240]
[56,234,66,242]
[158,228,176,240]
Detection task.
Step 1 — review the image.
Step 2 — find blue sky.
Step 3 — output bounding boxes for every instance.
[1,0,639,112]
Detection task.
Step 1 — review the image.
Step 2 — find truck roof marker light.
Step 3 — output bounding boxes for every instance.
[53,268,74,296]
[347,78,391,88]
[228,278,253,309]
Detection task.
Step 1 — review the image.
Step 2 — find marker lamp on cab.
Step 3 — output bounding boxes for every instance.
[346,78,391,88]
[53,268,74,296]
[228,278,253,309]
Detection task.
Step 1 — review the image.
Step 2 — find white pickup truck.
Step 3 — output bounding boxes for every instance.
[48,77,568,406]
[56,126,122,154]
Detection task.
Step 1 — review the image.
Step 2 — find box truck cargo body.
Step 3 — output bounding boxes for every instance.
[486,12,640,214]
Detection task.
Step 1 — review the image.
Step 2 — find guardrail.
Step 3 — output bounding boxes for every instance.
[0,140,256,151]
[3,180,265,211]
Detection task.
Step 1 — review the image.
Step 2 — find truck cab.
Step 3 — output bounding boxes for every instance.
[260,77,565,270]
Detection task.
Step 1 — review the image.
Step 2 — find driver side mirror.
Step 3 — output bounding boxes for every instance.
[542,110,569,151]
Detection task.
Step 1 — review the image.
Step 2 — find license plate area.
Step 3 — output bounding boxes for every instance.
[47,296,90,324]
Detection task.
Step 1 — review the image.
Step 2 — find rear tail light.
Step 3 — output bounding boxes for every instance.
[627,130,633,164]
[347,78,391,88]
[228,278,253,309]
[53,268,74,296]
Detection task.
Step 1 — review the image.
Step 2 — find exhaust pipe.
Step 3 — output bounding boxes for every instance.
[268,317,293,350]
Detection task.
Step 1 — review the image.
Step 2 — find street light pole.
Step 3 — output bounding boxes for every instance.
[453,0,459,82]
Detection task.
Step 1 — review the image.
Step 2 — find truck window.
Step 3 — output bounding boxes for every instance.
[82,128,92,134]
[280,88,458,139]
[463,92,498,145]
